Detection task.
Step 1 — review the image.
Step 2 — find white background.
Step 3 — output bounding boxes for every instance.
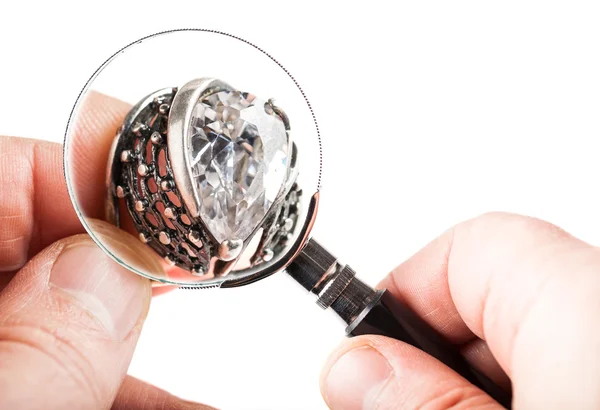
[2,2,600,409]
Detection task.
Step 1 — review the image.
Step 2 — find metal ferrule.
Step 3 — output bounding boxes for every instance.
[286,239,379,325]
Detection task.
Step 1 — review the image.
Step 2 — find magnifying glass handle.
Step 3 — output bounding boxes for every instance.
[287,239,512,409]
[348,289,512,408]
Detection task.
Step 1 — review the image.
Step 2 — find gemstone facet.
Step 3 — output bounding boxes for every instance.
[187,90,288,243]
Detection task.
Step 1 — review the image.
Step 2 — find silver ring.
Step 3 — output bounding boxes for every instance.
[106,78,307,284]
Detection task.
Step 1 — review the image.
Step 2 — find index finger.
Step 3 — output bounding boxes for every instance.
[0,92,130,274]
[380,212,600,405]
[68,91,132,219]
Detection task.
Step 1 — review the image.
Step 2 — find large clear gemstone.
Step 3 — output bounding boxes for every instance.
[187,90,288,243]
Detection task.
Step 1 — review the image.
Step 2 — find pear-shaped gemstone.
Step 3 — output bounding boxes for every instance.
[187,90,288,243]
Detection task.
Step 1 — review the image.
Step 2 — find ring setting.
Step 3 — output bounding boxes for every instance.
[106,78,302,282]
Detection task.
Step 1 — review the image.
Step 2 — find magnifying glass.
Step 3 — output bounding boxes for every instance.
[64,31,511,409]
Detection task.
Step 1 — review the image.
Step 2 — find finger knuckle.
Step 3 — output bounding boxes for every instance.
[0,137,35,272]
[470,212,565,238]
[417,384,497,410]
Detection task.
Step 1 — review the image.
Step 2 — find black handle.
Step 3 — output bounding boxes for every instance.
[348,290,512,409]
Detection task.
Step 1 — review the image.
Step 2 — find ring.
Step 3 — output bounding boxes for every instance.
[106,78,302,280]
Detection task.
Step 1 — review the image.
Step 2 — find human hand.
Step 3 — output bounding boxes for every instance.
[321,213,600,409]
[0,92,211,409]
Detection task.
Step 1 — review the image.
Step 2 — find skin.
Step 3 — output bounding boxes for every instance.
[1,92,598,409]
[321,212,600,409]
[0,93,211,409]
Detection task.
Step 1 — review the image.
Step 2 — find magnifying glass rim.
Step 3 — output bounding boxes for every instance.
[63,29,323,287]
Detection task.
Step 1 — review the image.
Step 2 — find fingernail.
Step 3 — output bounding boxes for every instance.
[325,346,392,410]
[50,239,150,341]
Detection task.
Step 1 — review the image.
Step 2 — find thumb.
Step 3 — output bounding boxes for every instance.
[321,335,503,410]
[0,222,162,410]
